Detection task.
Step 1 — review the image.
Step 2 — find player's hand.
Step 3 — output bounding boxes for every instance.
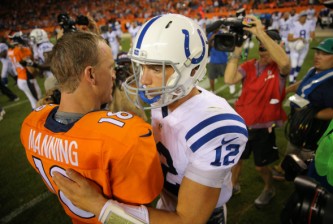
[243,15,265,37]
[52,169,108,216]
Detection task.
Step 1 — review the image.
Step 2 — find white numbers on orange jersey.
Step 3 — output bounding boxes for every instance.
[99,111,134,127]
[33,156,55,193]
[32,157,94,218]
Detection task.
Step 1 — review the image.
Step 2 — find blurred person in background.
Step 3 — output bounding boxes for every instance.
[288,11,315,84]
[8,31,42,109]
[273,38,333,181]
[225,15,290,207]
[0,42,19,102]
[207,27,235,94]
[29,28,57,92]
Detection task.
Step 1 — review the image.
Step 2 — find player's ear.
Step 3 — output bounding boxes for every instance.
[84,66,95,85]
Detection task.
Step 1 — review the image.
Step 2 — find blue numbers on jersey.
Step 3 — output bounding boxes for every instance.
[211,144,240,166]
[156,142,180,196]
[299,29,306,39]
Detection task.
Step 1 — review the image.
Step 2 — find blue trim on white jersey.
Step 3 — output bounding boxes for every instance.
[189,125,248,152]
[185,114,245,140]
[185,114,247,153]
[135,15,162,52]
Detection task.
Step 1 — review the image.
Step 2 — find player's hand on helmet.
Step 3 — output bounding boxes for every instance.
[52,169,108,216]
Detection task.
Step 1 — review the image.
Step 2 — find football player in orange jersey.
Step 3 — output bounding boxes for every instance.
[8,31,42,109]
[20,31,163,224]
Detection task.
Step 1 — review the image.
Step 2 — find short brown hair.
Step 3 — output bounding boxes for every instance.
[50,31,105,93]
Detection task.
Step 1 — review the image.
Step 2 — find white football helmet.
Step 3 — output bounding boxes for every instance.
[123,14,208,110]
[30,28,49,44]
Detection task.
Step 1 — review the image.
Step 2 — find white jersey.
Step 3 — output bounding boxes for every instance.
[307,8,316,20]
[101,32,108,41]
[289,20,314,42]
[128,25,141,45]
[152,87,248,211]
[106,30,121,59]
[289,14,299,24]
[0,57,17,79]
[278,17,292,39]
[0,43,17,79]
[35,41,54,78]
[271,13,281,30]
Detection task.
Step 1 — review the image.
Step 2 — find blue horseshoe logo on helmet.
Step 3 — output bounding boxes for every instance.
[182,29,206,64]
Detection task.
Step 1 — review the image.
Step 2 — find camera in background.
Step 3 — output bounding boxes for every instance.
[57,13,89,33]
[206,7,252,52]
[281,175,333,224]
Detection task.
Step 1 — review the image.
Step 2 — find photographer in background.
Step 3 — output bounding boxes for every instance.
[109,52,147,121]
[273,38,333,181]
[56,13,98,40]
[283,38,333,185]
[207,27,235,94]
[225,15,290,207]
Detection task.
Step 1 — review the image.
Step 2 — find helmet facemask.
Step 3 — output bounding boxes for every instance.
[123,14,208,110]
[124,57,186,110]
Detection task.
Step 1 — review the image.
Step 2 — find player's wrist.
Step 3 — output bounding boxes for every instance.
[99,199,149,224]
[94,197,109,218]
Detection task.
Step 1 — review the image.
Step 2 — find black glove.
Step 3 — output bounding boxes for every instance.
[20,59,37,67]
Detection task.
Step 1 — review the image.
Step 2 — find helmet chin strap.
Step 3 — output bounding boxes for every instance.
[139,90,161,104]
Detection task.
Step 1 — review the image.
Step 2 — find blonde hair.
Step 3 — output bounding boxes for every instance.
[50,31,105,93]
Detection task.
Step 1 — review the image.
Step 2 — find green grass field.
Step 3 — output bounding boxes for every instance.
[0,34,327,224]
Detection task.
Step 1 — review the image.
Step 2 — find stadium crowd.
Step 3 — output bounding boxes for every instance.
[0,0,325,34]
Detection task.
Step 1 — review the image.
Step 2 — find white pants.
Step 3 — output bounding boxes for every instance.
[289,43,309,68]
[17,79,38,109]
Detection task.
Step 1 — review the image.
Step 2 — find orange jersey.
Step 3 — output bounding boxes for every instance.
[20,105,163,224]
[8,46,32,80]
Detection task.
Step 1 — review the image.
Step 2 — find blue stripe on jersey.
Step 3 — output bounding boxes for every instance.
[185,114,245,140]
[189,125,248,152]
[135,16,162,51]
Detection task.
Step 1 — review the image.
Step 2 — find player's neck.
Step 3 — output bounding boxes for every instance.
[168,87,200,111]
[58,90,99,115]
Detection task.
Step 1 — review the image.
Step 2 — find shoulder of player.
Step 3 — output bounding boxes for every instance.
[185,110,246,138]
[23,104,57,125]
[80,110,151,135]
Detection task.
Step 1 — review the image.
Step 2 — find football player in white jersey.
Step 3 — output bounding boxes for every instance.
[289,8,299,24]
[278,12,292,55]
[288,11,315,83]
[29,28,57,92]
[106,24,122,60]
[271,11,281,30]
[53,14,248,224]
[127,21,141,47]
[0,43,18,86]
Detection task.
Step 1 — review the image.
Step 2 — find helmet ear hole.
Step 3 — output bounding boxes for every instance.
[190,66,200,77]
